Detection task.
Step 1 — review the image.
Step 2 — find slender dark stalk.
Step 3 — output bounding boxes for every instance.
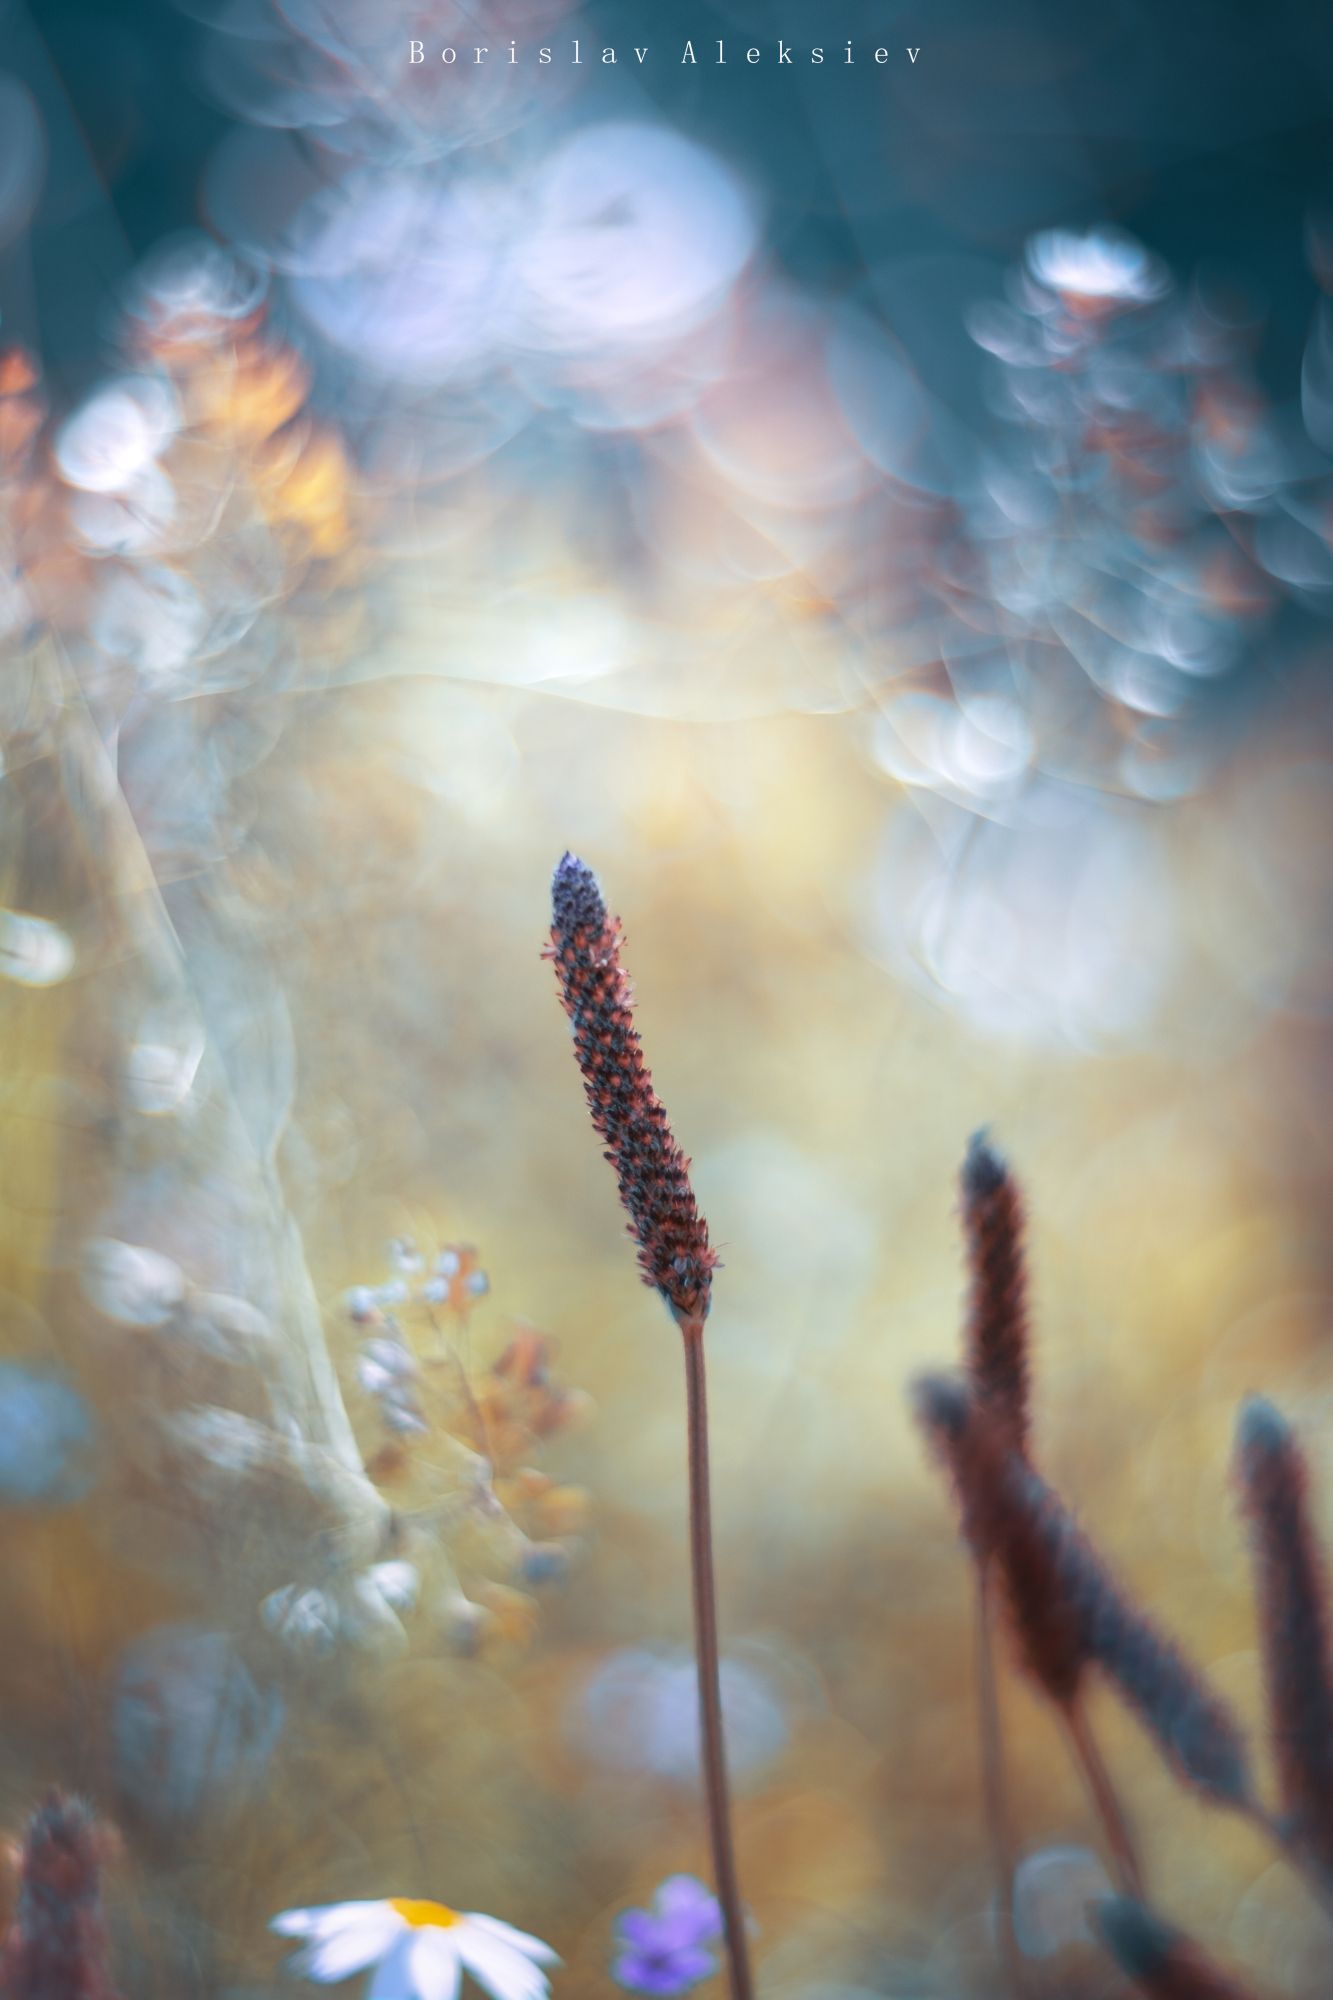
[546,856,750,1993]
[1060,1697,1145,1898]
[975,1564,1029,1999]
[681,1317,753,2000]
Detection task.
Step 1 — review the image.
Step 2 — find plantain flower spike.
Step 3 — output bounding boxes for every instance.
[547,854,717,1327]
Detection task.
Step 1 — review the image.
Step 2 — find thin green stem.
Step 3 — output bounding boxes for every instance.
[681,1316,754,2000]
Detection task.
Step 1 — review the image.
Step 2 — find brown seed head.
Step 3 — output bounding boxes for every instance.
[913,1373,1087,1703]
[960,1130,1031,1457]
[0,1792,120,2000]
[548,854,717,1325]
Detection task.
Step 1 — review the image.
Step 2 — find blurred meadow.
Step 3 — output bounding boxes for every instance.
[0,0,1332,1996]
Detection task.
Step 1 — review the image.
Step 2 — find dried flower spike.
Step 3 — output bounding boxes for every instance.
[548,854,717,1325]
[1234,1396,1333,1876]
[914,1374,1253,1809]
[960,1131,1031,1457]
[0,1793,120,2000]
[546,856,752,2000]
[913,1373,1087,1704]
[1094,1898,1262,1999]
[1078,1555,1254,1811]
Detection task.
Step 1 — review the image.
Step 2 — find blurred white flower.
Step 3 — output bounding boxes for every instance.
[0,909,74,988]
[55,378,179,493]
[289,125,755,402]
[358,1335,419,1382]
[364,1559,419,1613]
[166,1406,273,1485]
[81,1238,186,1328]
[291,173,520,383]
[125,234,267,344]
[272,1898,559,2000]
[513,123,757,353]
[123,1017,206,1116]
[262,1584,340,1657]
[1025,228,1168,308]
[1012,1844,1112,1958]
[182,1291,274,1362]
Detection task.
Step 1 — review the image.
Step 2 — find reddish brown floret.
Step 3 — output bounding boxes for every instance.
[547,854,717,1325]
[0,1793,120,2000]
[960,1131,1031,1458]
[913,1373,1086,1703]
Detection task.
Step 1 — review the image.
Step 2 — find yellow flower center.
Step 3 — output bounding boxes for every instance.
[389,1899,461,1930]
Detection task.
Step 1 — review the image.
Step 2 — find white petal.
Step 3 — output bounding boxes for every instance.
[368,1934,418,2000]
[410,1931,463,2000]
[462,1915,560,1965]
[294,1916,400,1983]
[456,1928,553,2000]
[272,1908,320,1937]
[272,1900,392,1938]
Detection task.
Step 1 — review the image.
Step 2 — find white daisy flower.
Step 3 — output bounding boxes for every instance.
[273,1897,559,2000]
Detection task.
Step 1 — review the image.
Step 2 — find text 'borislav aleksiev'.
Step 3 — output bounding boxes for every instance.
[409,40,923,67]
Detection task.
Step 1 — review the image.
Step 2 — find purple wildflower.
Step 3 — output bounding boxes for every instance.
[611,1877,724,1996]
